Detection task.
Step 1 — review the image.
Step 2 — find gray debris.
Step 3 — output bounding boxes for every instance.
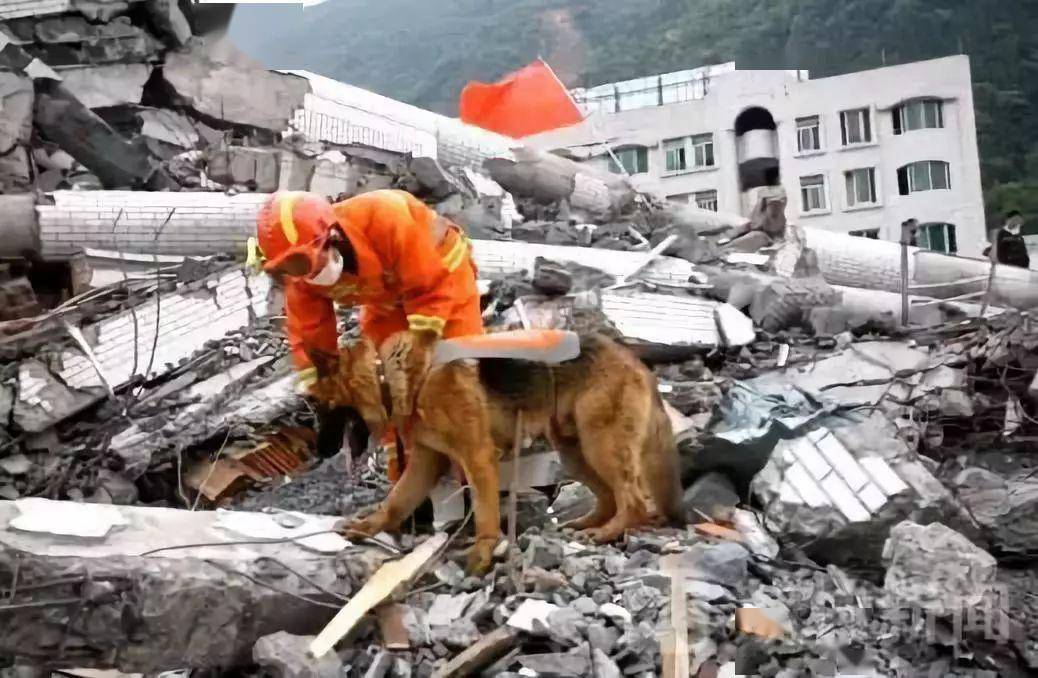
[571,596,599,616]
[620,582,663,616]
[953,466,1038,556]
[683,471,740,522]
[882,520,998,616]
[591,647,622,678]
[252,632,342,678]
[431,618,481,650]
[587,622,620,654]
[523,534,564,570]
[675,541,749,587]
[550,483,596,523]
[0,454,31,476]
[517,651,590,677]
[546,606,588,647]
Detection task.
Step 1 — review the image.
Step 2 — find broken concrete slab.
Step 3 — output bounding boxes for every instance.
[953,466,1038,556]
[750,414,960,565]
[13,358,105,433]
[138,107,200,148]
[56,63,149,108]
[0,72,32,155]
[162,39,309,130]
[0,500,388,672]
[882,520,997,616]
[207,147,280,192]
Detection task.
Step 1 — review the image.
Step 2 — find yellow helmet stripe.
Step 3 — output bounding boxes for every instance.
[279,192,304,244]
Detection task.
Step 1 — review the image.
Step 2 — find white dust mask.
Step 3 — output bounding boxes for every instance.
[308,248,343,286]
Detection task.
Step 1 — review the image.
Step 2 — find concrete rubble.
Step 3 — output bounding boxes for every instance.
[2,2,1038,677]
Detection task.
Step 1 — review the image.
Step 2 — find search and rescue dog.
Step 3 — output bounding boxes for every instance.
[308,332,686,574]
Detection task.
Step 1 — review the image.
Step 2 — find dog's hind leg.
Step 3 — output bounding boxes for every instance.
[571,387,653,543]
[554,436,616,531]
[342,442,449,538]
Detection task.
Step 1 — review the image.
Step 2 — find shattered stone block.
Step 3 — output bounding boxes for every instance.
[749,276,841,333]
[882,521,997,616]
[253,632,342,678]
[13,359,104,433]
[750,414,960,565]
[953,466,1038,557]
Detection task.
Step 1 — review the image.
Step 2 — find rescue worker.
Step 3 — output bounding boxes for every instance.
[251,189,484,480]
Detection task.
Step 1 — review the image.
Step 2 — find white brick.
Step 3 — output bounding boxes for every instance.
[809,428,870,491]
[857,482,888,512]
[820,474,871,522]
[858,457,909,496]
[785,462,829,508]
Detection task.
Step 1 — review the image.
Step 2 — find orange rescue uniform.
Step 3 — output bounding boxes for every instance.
[282,190,484,479]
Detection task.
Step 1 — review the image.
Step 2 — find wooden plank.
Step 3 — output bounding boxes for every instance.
[308,533,447,659]
[659,553,690,678]
[430,626,519,678]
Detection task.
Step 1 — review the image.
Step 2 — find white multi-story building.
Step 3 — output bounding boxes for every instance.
[525,55,987,257]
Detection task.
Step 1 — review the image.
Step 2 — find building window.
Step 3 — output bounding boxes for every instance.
[897,160,951,195]
[916,222,957,254]
[799,174,827,213]
[664,138,687,172]
[666,193,691,204]
[849,228,880,240]
[796,116,822,153]
[610,147,648,175]
[840,108,873,145]
[692,133,715,168]
[893,99,944,135]
[844,167,878,207]
[694,190,718,211]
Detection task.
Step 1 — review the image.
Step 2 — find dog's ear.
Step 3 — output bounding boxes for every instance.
[307,348,340,379]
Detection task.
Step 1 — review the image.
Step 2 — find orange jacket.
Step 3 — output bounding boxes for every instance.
[284,190,479,385]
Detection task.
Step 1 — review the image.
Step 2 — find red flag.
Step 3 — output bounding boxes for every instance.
[459,59,584,138]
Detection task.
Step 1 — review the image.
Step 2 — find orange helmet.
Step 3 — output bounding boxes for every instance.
[255,191,339,275]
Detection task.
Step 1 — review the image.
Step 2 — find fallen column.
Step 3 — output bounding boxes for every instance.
[0,499,390,672]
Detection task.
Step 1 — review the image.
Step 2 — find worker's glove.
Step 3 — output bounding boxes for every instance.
[379,330,436,429]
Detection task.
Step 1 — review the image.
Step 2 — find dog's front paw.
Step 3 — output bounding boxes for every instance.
[466,537,497,575]
[337,513,387,539]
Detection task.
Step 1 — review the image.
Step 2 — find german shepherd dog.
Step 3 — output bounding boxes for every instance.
[309,332,686,574]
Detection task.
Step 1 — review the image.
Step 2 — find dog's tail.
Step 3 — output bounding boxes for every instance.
[643,390,687,526]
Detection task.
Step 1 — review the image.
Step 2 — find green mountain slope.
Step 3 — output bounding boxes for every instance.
[229,0,1038,221]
